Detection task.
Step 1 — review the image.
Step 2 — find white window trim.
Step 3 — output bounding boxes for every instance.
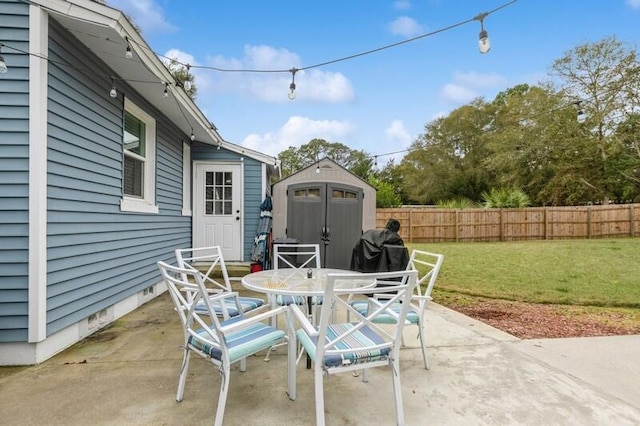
[120,98,158,214]
[182,142,192,216]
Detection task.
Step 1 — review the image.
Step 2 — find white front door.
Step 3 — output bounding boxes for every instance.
[193,162,243,260]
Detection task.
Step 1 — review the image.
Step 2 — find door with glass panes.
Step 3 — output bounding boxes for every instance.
[286,182,363,269]
[193,163,243,260]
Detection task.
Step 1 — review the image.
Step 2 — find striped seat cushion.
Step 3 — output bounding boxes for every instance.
[349,301,419,324]
[296,323,390,368]
[196,296,264,317]
[275,295,323,306]
[189,319,285,364]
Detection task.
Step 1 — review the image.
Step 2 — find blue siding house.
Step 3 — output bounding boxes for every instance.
[0,0,278,365]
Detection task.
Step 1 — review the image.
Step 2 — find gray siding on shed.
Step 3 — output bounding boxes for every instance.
[192,144,265,261]
[43,20,191,336]
[0,0,30,342]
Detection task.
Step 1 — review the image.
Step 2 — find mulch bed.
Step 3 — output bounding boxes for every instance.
[443,298,640,339]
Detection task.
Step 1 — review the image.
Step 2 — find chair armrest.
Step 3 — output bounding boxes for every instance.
[220,305,289,334]
[202,291,239,302]
[289,304,317,336]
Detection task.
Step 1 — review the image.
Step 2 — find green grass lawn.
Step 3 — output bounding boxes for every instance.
[408,238,640,308]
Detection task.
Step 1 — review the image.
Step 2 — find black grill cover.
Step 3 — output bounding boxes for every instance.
[350,221,409,273]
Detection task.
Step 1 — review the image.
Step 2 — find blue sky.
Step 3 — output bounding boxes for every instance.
[106,0,640,163]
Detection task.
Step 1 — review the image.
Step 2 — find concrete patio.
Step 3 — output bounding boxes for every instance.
[1,291,639,425]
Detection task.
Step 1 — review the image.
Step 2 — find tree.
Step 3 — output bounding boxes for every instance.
[485,83,599,206]
[277,138,373,180]
[166,58,197,99]
[368,175,402,208]
[481,187,531,208]
[399,99,494,204]
[551,36,640,203]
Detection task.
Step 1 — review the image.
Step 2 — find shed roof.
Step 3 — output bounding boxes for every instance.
[275,157,375,190]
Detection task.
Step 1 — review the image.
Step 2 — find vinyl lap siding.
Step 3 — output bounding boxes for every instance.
[243,157,264,261]
[0,0,30,342]
[45,20,190,335]
[192,144,264,261]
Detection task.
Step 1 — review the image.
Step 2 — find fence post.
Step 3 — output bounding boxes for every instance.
[455,209,459,243]
[409,208,413,243]
[499,209,504,242]
[630,205,635,237]
[587,205,592,239]
[544,208,548,240]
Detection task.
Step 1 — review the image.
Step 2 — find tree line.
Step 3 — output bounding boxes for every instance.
[276,36,640,208]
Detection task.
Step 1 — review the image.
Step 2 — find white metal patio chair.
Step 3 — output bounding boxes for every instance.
[175,246,266,319]
[290,269,419,426]
[350,249,444,369]
[157,261,296,426]
[271,243,322,323]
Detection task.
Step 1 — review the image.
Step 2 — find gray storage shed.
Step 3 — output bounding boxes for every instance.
[271,158,376,270]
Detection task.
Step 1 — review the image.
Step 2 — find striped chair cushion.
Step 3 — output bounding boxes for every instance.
[196,296,265,317]
[189,320,285,364]
[350,301,419,324]
[275,295,323,306]
[296,323,391,368]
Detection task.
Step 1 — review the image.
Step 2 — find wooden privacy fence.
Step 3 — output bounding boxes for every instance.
[376,204,640,243]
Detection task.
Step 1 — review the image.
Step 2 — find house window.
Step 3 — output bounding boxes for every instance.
[120,98,158,213]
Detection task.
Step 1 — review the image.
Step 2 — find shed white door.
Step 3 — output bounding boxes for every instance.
[193,163,243,260]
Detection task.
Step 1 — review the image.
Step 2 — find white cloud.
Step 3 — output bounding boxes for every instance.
[107,0,176,34]
[389,16,423,37]
[452,70,508,89]
[441,83,478,104]
[440,71,508,104]
[626,0,640,9]
[384,120,413,147]
[205,45,354,103]
[162,48,196,66]
[160,48,217,94]
[393,1,412,11]
[241,116,356,156]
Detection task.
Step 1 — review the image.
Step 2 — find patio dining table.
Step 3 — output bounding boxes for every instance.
[241,267,376,368]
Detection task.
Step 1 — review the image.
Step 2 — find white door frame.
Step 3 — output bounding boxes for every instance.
[192,161,244,261]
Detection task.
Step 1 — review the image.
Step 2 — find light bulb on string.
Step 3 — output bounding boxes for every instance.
[577,109,586,123]
[109,77,117,98]
[163,82,169,98]
[183,64,192,92]
[0,43,8,73]
[125,37,133,59]
[190,130,195,141]
[574,100,587,123]
[475,13,491,54]
[288,67,297,100]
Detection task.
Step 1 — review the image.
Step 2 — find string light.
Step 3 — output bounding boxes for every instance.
[0,43,7,73]
[288,67,297,100]
[183,64,192,92]
[125,37,133,59]
[190,129,195,141]
[2,0,519,149]
[574,100,586,123]
[4,0,518,102]
[109,77,117,98]
[474,13,491,54]
[163,82,169,98]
